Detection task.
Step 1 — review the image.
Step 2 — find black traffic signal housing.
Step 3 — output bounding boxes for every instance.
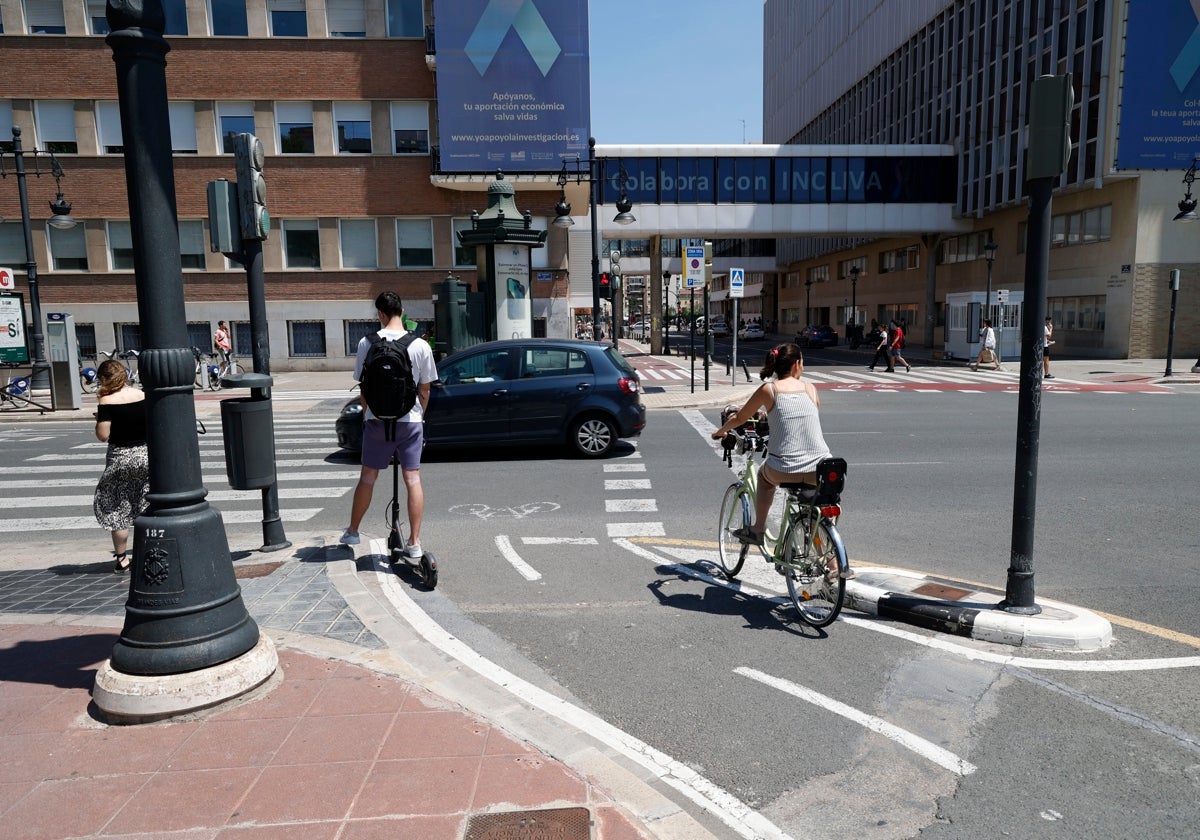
[598,272,612,300]
[233,132,269,241]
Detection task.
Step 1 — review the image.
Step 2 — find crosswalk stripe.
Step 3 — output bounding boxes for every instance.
[2,470,361,488]
[0,486,351,509]
[4,508,322,531]
[10,457,356,473]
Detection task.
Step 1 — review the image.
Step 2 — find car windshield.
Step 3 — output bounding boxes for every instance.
[603,346,637,377]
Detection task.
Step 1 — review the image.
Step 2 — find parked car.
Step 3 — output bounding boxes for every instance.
[336,338,646,458]
[710,320,731,336]
[796,324,839,348]
[738,323,765,340]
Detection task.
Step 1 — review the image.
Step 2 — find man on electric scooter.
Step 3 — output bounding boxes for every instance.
[339,292,438,553]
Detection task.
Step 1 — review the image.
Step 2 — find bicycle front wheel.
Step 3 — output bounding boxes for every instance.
[783,518,846,628]
[79,372,99,393]
[717,483,750,579]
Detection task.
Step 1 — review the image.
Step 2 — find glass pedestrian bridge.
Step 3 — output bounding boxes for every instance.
[587,143,970,239]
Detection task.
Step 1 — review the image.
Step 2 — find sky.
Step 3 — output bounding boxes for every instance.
[588,0,764,145]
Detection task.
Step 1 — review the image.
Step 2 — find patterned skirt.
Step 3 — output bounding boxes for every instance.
[93,443,149,532]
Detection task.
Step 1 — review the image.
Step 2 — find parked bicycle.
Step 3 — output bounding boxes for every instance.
[192,347,221,390]
[0,369,33,409]
[98,348,141,387]
[717,424,850,627]
[79,357,100,393]
[206,350,245,390]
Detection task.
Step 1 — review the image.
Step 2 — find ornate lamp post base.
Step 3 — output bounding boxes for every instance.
[94,634,277,725]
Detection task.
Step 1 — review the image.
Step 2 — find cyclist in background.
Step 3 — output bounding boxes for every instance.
[711,342,832,546]
[214,320,232,367]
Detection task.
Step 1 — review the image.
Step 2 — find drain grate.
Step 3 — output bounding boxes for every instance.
[464,807,591,839]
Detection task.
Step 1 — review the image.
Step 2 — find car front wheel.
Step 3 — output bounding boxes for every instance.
[569,414,617,457]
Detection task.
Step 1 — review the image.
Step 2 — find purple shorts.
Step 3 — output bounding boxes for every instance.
[361,419,424,471]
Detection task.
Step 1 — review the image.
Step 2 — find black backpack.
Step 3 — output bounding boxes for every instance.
[360,331,418,441]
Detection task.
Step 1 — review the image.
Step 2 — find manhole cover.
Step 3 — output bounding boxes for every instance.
[464,807,591,840]
[913,582,972,601]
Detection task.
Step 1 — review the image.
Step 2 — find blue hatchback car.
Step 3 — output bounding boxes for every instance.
[336,338,646,458]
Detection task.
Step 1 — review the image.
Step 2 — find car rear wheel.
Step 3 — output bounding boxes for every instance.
[569,414,617,458]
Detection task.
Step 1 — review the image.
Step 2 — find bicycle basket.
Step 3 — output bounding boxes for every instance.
[813,457,847,504]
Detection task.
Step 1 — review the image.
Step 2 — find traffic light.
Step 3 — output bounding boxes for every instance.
[598,272,612,300]
[234,133,269,240]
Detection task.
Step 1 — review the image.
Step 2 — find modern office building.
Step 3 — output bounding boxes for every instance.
[764,0,1200,360]
[0,0,572,371]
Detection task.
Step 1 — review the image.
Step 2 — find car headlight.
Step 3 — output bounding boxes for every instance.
[341,403,363,417]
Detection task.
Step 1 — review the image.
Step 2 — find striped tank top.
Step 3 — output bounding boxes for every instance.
[765,384,832,474]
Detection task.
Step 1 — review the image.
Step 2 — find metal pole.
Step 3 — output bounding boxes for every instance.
[690,288,695,394]
[731,297,739,387]
[1002,177,1050,616]
[1165,269,1179,377]
[243,237,289,552]
[104,0,263,675]
[589,138,600,340]
[11,128,49,391]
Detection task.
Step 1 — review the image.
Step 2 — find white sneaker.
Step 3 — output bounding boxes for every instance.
[339,528,360,546]
[403,541,422,559]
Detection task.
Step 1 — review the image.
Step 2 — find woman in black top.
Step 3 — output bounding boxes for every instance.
[92,359,148,572]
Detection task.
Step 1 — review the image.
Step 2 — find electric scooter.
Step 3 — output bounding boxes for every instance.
[386,455,438,588]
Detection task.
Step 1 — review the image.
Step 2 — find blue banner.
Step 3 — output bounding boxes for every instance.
[434,0,590,172]
[1119,0,1200,169]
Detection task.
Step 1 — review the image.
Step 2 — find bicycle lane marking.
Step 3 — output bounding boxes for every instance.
[370,547,795,840]
[735,667,978,776]
[494,535,542,582]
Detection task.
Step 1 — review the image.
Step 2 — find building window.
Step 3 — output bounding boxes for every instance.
[25,0,66,34]
[1049,205,1112,248]
[334,101,372,153]
[938,231,993,264]
[390,102,429,155]
[49,223,88,271]
[169,102,198,153]
[879,244,920,273]
[87,0,109,34]
[386,0,423,37]
[35,101,77,154]
[162,0,188,35]
[268,0,307,37]
[452,218,477,267]
[97,102,123,154]
[288,321,327,357]
[186,322,211,352]
[118,323,141,352]
[805,265,829,284]
[276,102,314,154]
[107,221,134,270]
[209,0,248,36]
[179,220,206,270]
[0,222,25,264]
[396,219,433,267]
[0,101,13,153]
[217,101,254,153]
[232,321,251,356]
[345,319,376,354]
[283,220,321,268]
[339,219,377,268]
[327,0,366,37]
[75,323,97,359]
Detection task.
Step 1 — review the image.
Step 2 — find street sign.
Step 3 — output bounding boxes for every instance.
[996,288,1010,304]
[684,245,704,289]
[0,291,30,363]
[0,267,14,292]
[729,267,745,299]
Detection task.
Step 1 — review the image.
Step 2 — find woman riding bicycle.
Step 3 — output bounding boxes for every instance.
[711,342,832,548]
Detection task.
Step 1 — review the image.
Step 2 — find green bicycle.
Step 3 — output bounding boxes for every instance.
[717,426,849,628]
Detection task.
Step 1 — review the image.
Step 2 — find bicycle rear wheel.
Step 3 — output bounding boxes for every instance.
[783,518,846,627]
[717,483,750,579]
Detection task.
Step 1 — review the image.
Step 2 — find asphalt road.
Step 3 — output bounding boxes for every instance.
[4,384,1198,838]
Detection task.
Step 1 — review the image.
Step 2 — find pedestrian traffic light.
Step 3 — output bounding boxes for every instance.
[234,133,269,241]
[598,272,612,300]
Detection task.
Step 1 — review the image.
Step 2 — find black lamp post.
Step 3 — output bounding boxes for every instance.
[552,140,635,342]
[848,265,860,344]
[1172,159,1200,372]
[1,127,77,391]
[984,240,998,326]
[804,275,813,327]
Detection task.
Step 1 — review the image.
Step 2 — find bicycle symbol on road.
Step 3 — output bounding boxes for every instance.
[449,502,561,520]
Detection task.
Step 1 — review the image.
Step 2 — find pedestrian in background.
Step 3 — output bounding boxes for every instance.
[868,324,891,371]
[1043,316,1055,379]
[213,320,231,366]
[889,320,911,372]
[970,320,1000,371]
[92,359,148,573]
